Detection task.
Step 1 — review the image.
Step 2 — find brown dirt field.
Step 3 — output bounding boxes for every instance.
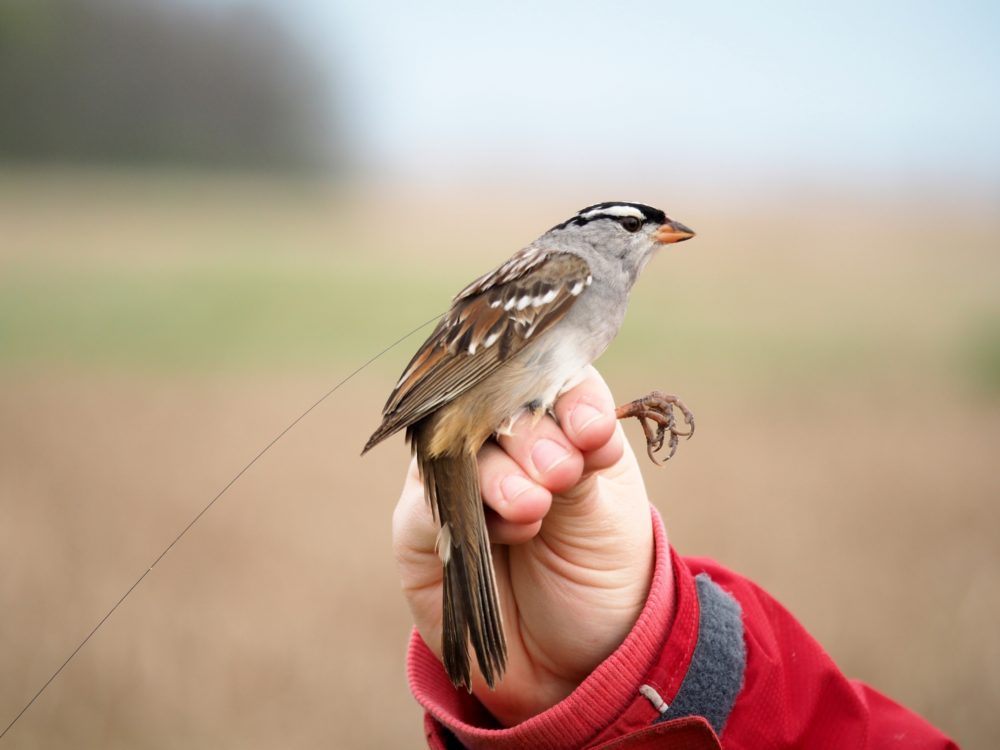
[1,372,997,748]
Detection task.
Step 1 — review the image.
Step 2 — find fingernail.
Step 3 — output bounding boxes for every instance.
[500,474,536,504]
[532,439,570,474]
[571,402,604,436]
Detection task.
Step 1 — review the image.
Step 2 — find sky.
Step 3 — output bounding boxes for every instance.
[216,0,1000,186]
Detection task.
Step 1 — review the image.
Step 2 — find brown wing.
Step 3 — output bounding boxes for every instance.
[362,249,592,452]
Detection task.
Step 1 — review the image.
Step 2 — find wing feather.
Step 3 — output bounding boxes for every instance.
[362,250,591,452]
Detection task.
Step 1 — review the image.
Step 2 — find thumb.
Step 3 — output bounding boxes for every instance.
[542,368,652,559]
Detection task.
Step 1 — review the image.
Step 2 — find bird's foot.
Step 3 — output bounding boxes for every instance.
[527,399,559,429]
[615,390,695,465]
[495,401,557,438]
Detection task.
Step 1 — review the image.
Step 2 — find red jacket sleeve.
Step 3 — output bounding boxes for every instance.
[685,555,957,749]
[408,507,958,749]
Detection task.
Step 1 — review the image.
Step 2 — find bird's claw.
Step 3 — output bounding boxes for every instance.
[614,390,695,466]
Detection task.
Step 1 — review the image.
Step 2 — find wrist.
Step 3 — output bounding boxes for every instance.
[408,504,676,748]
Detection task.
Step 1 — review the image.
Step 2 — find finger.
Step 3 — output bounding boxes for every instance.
[553,366,619,456]
[495,412,584,495]
[581,421,626,475]
[478,441,551,544]
[391,457,437,559]
[485,508,544,546]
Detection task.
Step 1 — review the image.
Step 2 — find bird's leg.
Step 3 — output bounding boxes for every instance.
[528,399,547,429]
[615,391,695,465]
[496,401,556,438]
[496,407,528,437]
[527,399,561,428]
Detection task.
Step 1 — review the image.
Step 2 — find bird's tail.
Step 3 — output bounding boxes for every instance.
[417,447,507,690]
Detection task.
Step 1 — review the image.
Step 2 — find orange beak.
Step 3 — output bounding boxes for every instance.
[654,219,696,245]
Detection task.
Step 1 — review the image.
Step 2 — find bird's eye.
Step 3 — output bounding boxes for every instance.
[619,216,643,233]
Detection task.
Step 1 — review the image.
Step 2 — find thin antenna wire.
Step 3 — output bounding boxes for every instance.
[0,313,442,741]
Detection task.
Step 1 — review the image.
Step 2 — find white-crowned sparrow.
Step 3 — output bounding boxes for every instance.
[363,202,695,690]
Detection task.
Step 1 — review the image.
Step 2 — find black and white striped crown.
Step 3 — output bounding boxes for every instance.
[550,202,667,232]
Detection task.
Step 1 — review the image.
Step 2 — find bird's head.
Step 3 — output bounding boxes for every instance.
[545,201,694,283]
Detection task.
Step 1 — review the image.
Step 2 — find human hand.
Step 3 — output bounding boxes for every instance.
[392,366,657,726]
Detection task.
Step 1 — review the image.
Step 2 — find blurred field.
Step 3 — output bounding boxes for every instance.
[1,168,998,748]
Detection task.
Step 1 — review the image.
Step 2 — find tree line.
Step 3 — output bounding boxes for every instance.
[0,0,338,171]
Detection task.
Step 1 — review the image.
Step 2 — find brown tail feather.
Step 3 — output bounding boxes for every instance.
[416,446,507,690]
